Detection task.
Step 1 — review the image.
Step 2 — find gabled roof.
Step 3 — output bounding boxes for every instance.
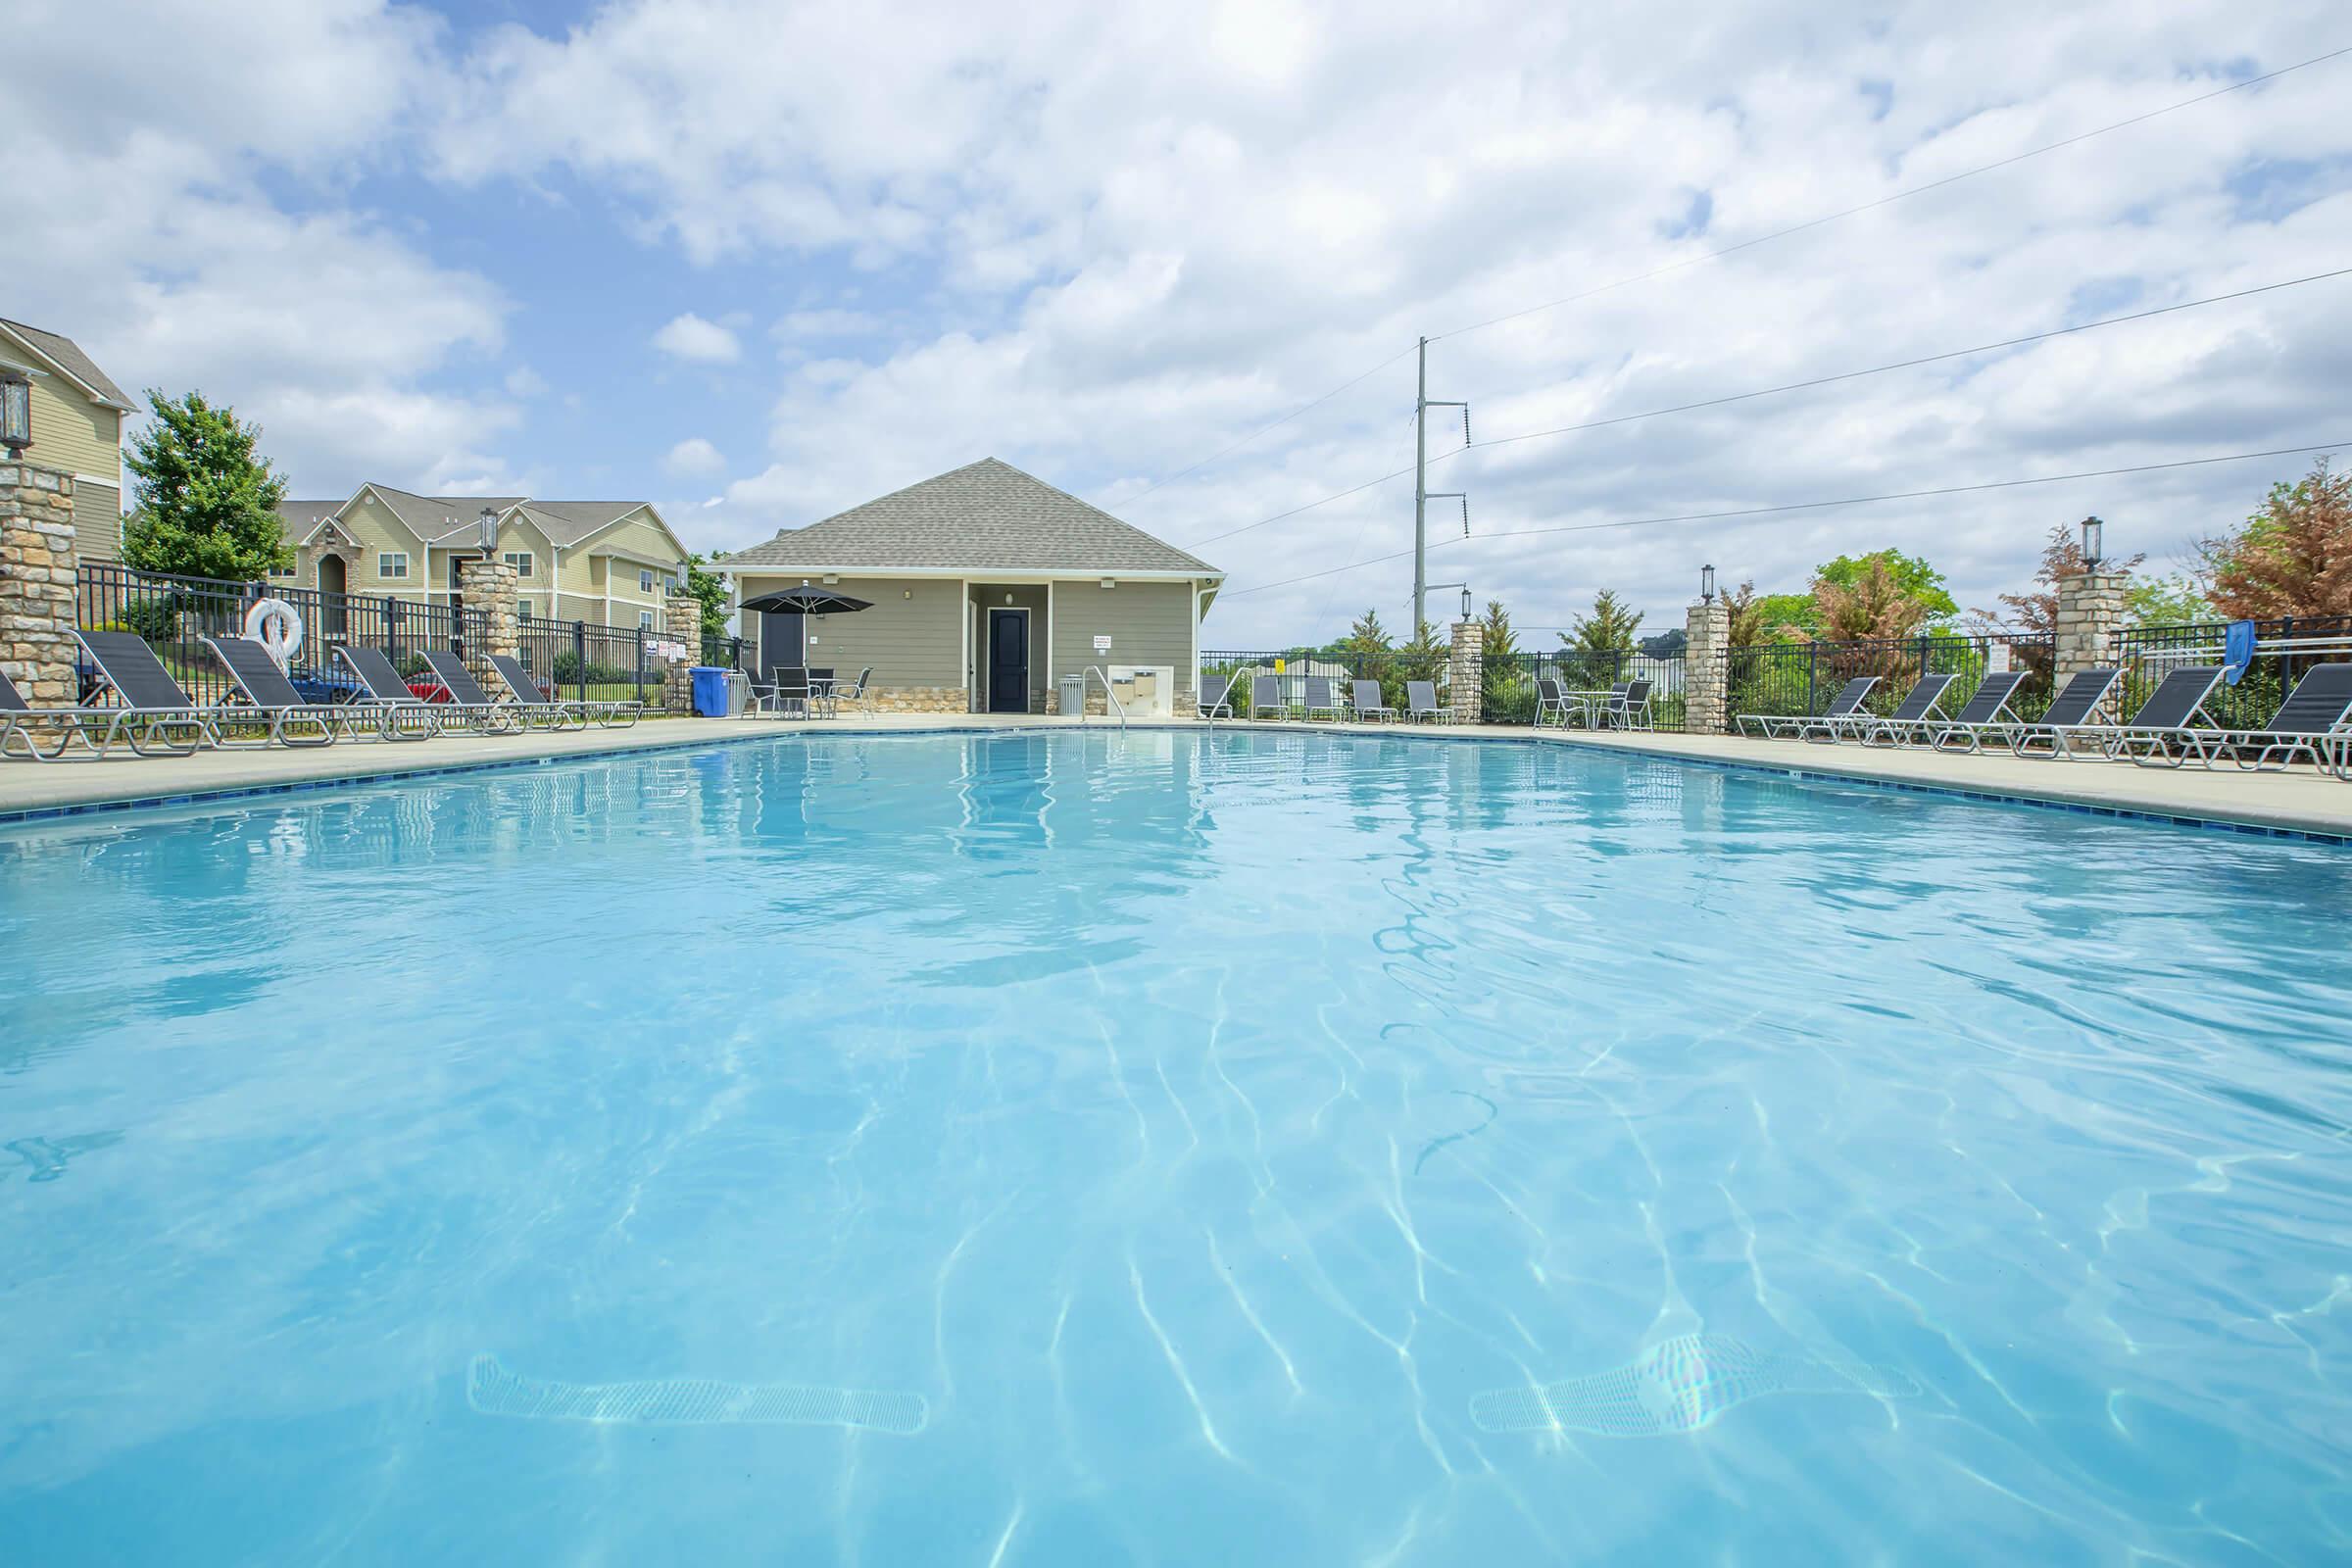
[725,458,1221,577]
[361,484,530,544]
[274,499,351,546]
[0,318,133,411]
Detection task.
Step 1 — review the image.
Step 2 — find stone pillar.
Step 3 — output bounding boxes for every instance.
[456,556,518,690]
[2054,568,2129,714]
[0,462,79,710]
[664,594,702,714]
[1448,620,1484,724]
[1684,596,1731,736]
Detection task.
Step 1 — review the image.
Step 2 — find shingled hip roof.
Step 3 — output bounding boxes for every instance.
[724,458,1221,577]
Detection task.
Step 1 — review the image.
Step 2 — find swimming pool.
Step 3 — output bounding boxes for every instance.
[3,729,2347,1562]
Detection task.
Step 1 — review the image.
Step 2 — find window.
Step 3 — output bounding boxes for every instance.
[639,568,656,594]
[638,609,655,629]
[268,558,298,579]
[503,551,534,578]
[378,552,409,579]
[663,573,679,595]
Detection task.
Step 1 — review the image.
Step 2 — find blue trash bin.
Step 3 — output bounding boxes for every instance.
[690,666,731,717]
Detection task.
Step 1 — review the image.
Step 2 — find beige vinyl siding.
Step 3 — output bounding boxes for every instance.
[72,479,124,562]
[1050,579,1196,695]
[14,369,121,492]
[554,592,608,624]
[559,514,683,595]
[340,494,429,591]
[741,574,961,688]
[967,584,1050,710]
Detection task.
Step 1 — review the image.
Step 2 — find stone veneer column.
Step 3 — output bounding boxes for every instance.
[664,594,702,714]
[0,462,79,710]
[1684,596,1731,735]
[456,556,518,690]
[1448,620,1484,724]
[2054,567,2129,715]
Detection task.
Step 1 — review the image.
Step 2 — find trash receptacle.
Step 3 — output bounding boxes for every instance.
[691,666,730,717]
[1057,673,1086,716]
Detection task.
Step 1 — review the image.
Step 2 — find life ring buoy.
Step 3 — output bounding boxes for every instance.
[244,597,304,666]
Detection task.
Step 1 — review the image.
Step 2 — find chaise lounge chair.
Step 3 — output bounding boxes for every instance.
[420,649,545,733]
[2054,665,2226,763]
[1349,679,1394,722]
[1301,676,1343,722]
[1923,670,2029,754]
[487,652,642,729]
[200,635,351,747]
[1197,672,1235,720]
[0,666,158,761]
[1737,676,1878,741]
[1405,680,1448,723]
[1991,667,2123,758]
[71,629,221,756]
[2222,663,2352,771]
[332,645,460,738]
[1854,672,1959,748]
[1250,674,1287,720]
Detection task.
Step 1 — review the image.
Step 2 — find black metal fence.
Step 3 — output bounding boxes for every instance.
[1723,631,2057,725]
[1200,650,1451,717]
[76,563,483,708]
[2115,614,2352,730]
[1479,649,1689,730]
[77,564,748,711]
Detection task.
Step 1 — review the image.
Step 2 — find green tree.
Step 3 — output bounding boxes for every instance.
[2199,457,2352,618]
[2126,573,2215,628]
[1812,555,1927,641]
[1396,618,1447,697]
[1816,549,1958,624]
[683,552,733,641]
[1750,590,1818,637]
[1562,589,1643,653]
[120,389,291,580]
[1477,599,1519,662]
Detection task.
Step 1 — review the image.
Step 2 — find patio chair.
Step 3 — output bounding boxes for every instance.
[1998,668,2124,758]
[2223,663,2352,771]
[1405,680,1448,723]
[200,635,352,748]
[487,652,642,728]
[1565,681,1628,729]
[1198,672,1235,720]
[0,665,151,761]
[1591,679,1653,731]
[337,645,506,736]
[70,629,220,756]
[1301,676,1343,721]
[1349,679,1394,722]
[2048,666,2224,762]
[1854,673,1960,748]
[1924,670,2028,754]
[1533,676,1573,727]
[1737,676,1877,740]
[754,665,812,718]
[420,649,545,734]
[1250,673,1287,720]
[832,665,875,715]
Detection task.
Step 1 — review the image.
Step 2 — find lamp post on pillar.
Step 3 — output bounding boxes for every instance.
[1686,562,1732,736]
[2055,514,2128,699]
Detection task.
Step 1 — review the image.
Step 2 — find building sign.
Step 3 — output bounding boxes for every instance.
[1093,635,1112,652]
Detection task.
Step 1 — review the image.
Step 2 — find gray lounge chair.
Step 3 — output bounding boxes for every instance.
[1924,670,2029,754]
[1349,679,1394,722]
[0,665,148,760]
[1198,672,1235,720]
[1738,676,1878,740]
[2001,668,2123,758]
[332,646,458,738]
[2225,663,2352,771]
[1250,673,1286,720]
[2062,666,2225,762]
[487,652,641,729]
[72,629,220,756]
[1301,676,1342,721]
[1854,673,1959,747]
[1405,680,1448,723]
[201,635,350,747]
[421,649,543,733]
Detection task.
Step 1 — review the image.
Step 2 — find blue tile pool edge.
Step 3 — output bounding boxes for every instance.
[0,719,2344,846]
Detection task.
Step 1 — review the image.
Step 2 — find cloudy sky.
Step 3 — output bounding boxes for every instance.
[14,0,2349,644]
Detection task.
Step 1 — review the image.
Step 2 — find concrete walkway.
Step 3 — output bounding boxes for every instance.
[3,711,2347,838]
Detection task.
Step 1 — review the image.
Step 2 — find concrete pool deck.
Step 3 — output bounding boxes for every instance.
[2,711,2348,839]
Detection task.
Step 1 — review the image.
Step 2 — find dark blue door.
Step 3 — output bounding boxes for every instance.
[988,610,1027,712]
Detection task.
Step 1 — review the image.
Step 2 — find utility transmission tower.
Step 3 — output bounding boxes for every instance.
[1412,335,1470,631]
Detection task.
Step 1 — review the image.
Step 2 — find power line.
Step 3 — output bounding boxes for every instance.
[1432,45,2352,342]
[1432,266,2352,463]
[1188,265,2350,548]
[1216,440,2346,598]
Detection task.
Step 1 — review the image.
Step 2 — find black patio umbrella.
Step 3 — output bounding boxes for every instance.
[741,584,874,616]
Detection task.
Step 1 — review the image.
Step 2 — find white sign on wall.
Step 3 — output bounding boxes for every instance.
[1093,635,1112,652]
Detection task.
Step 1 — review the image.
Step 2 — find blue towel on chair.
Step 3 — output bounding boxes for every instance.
[2223,619,2258,686]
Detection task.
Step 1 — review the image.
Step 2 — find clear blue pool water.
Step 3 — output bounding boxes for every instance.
[3,730,2349,1564]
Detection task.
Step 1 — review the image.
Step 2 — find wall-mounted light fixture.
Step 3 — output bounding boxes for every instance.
[0,369,31,458]
[1101,577,1116,589]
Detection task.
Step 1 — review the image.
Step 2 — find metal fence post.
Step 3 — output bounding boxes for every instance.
[572,619,588,706]
[635,627,648,707]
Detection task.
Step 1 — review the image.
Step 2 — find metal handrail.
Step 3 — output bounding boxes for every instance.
[1083,665,1126,731]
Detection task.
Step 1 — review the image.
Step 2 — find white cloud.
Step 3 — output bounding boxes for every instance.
[504,365,549,399]
[652,312,743,364]
[662,436,727,477]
